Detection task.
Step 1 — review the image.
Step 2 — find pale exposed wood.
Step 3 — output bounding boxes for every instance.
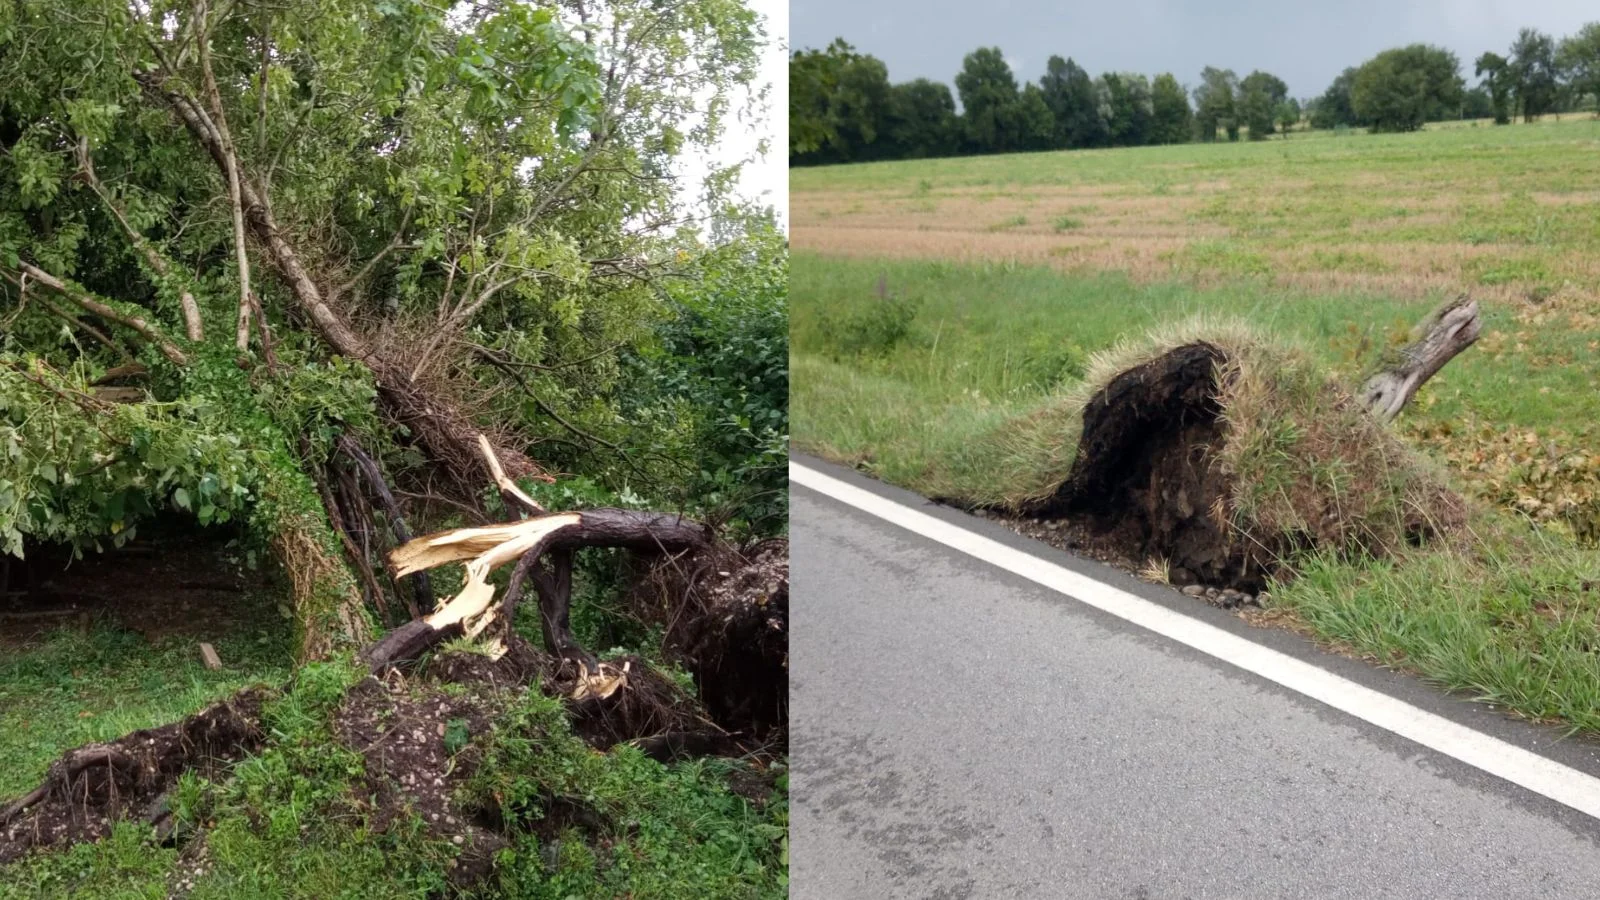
[477,433,545,516]
[1361,295,1482,422]
[199,642,223,670]
[366,509,709,676]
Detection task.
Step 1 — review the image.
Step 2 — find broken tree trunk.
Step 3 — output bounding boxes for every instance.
[1360,294,1482,422]
[361,510,710,683]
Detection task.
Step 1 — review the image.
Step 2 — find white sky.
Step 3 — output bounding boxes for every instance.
[676,0,788,231]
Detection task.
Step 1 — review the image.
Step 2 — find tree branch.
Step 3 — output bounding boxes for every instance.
[330,207,415,302]
[195,0,255,352]
[17,263,188,366]
[75,141,204,342]
[1361,295,1482,421]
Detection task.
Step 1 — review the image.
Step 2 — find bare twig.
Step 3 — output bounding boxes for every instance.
[331,207,415,301]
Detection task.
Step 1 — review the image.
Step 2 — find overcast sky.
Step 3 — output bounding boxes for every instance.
[680,0,786,229]
[791,0,1596,100]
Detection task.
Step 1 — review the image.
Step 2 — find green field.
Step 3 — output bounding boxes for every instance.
[792,118,1600,733]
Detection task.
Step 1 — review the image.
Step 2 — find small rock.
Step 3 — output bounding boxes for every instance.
[452,835,464,845]
[1181,585,1206,598]
[1255,591,1271,606]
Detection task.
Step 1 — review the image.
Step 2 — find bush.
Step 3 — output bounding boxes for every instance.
[816,277,920,358]
[621,224,788,535]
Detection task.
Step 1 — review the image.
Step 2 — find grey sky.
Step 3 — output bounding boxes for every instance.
[791,0,1596,100]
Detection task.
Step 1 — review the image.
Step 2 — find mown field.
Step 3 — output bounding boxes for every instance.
[791,117,1600,732]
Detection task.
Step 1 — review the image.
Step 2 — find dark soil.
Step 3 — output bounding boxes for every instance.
[558,654,734,760]
[1026,342,1275,592]
[0,688,269,864]
[0,522,278,648]
[334,675,509,886]
[630,538,789,748]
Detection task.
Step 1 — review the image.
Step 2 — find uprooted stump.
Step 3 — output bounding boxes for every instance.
[632,538,789,745]
[0,688,268,864]
[1039,342,1258,587]
[1023,324,1470,591]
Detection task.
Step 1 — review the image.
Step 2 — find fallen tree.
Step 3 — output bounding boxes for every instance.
[0,535,788,869]
[0,0,770,659]
[985,300,1481,589]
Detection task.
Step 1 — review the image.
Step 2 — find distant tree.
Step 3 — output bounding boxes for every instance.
[1238,70,1288,139]
[1041,55,1108,148]
[1509,28,1559,121]
[1474,52,1513,123]
[1309,67,1361,128]
[956,47,1022,153]
[1016,83,1059,150]
[1101,72,1154,146]
[1275,98,1301,135]
[1194,66,1239,140]
[789,40,892,164]
[1461,85,1496,119]
[1149,73,1193,143]
[884,79,960,159]
[1351,44,1463,132]
[1558,23,1600,116]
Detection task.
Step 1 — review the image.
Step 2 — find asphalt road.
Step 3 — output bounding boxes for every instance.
[790,474,1600,899]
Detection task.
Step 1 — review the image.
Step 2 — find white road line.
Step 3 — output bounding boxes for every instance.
[791,459,1600,823]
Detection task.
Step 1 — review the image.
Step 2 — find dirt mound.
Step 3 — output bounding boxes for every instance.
[631,538,789,745]
[335,676,510,886]
[1029,342,1273,589]
[1021,338,1465,590]
[0,688,269,863]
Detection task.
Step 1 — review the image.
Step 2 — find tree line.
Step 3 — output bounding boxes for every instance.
[791,23,1600,165]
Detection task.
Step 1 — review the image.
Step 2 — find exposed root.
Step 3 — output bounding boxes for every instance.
[1022,336,1466,591]
[0,689,269,864]
[632,539,789,744]
[558,654,736,760]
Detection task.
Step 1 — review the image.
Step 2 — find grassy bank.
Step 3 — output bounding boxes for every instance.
[792,251,1600,734]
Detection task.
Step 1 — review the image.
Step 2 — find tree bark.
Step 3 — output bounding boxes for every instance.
[362,509,709,674]
[19,263,188,366]
[1361,295,1482,422]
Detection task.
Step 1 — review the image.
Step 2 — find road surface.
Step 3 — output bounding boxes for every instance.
[790,459,1600,899]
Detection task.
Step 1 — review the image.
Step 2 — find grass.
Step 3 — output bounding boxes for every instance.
[0,621,294,800]
[1,566,787,896]
[793,254,1600,533]
[792,117,1600,736]
[0,642,787,899]
[791,117,1600,309]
